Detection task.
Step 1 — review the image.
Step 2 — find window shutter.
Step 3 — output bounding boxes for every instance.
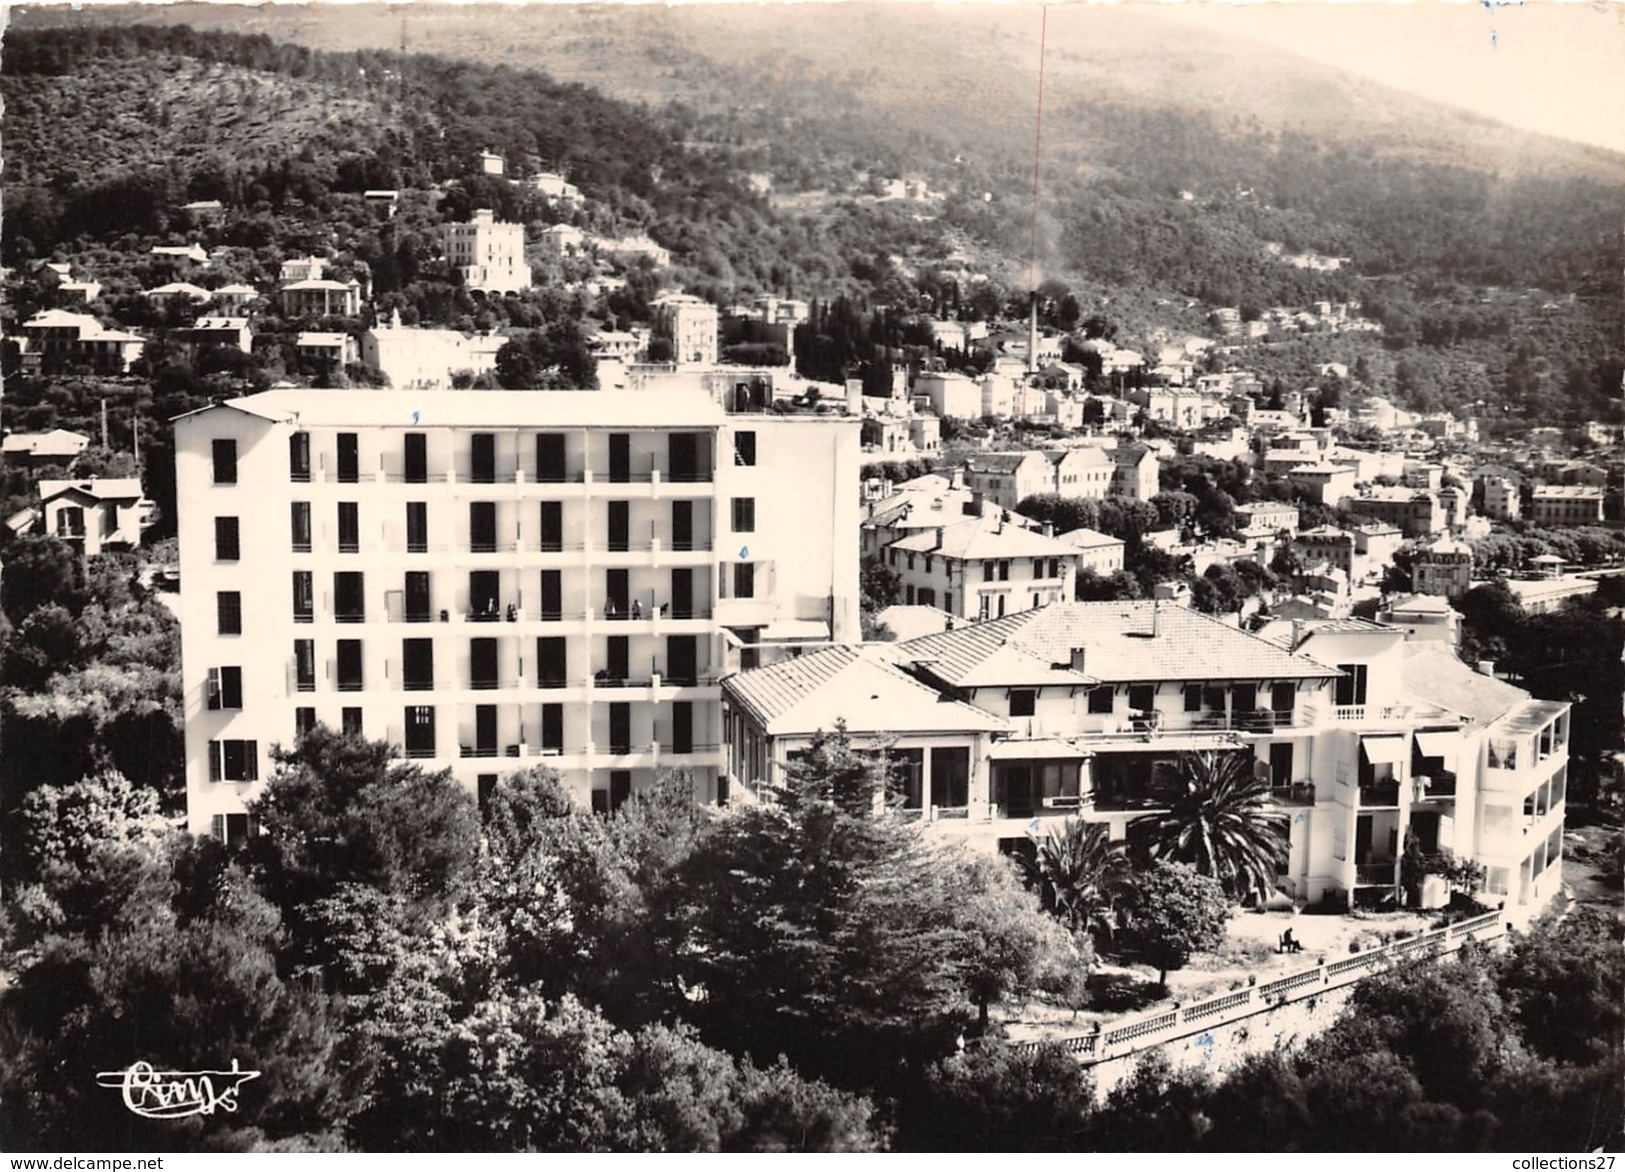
[206,668,221,710]
[211,814,225,841]
[244,742,259,782]
[208,741,222,782]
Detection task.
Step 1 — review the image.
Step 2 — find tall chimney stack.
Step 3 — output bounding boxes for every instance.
[1027,291,1040,377]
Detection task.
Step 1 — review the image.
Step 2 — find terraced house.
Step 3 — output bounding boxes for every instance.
[722,603,1569,913]
[175,385,859,843]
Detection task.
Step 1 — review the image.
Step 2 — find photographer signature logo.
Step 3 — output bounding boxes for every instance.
[95,1060,261,1119]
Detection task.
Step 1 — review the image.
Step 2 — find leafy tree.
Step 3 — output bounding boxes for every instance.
[1088,1050,1214,1151]
[900,1040,1094,1151]
[1496,907,1624,1066]
[1151,490,1198,532]
[1121,861,1229,986]
[2,603,88,690]
[17,770,167,880]
[249,728,481,963]
[1309,943,1516,1107]
[1134,750,1287,902]
[0,838,353,1152]
[859,552,902,611]
[952,852,1084,1031]
[481,766,574,861]
[480,770,703,1025]
[1074,568,1144,601]
[677,726,989,1093]
[1016,493,1102,537]
[0,534,86,624]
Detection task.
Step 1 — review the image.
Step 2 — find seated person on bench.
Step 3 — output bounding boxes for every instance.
[1279,927,1304,954]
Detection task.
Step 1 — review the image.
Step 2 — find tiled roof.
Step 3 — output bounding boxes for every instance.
[887,517,1080,561]
[967,452,1042,473]
[1400,644,1530,728]
[1256,617,1392,647]
[898,601,1341,688]
[1059,527,1124,550]
[1,429,89,457]
[38,477,143,503]
[722,645,1009,737]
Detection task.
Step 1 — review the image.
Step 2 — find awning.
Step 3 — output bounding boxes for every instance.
[988,739,1089,762]
[760,619,831,641]
[1360,735,1407,765]
[1413,731,1459,767]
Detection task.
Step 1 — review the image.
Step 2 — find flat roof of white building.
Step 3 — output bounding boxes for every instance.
[178,387,730,429]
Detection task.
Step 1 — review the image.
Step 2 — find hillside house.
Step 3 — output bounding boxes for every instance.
[38,477,148,556]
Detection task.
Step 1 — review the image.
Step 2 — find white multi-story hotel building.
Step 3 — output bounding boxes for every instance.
[445,209,532,295]
[722,604,1570,913]
[652,294,719,368]
[176,385,859,841]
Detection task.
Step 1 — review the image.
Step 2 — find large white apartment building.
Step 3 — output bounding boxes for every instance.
[722,604,1570,913]
[445,209,532,294]
[176,386,859,841]
[652,294,720,368]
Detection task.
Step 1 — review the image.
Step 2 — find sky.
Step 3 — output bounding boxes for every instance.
[1150,1,1625,156]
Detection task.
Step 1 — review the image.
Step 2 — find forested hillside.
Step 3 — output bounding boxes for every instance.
[2,17,1621,430]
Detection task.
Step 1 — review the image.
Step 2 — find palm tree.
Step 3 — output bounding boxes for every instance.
[1133,750,1288,904]
[1019,818,1134,945]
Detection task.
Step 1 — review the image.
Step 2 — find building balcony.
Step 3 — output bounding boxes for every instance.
[1354,861,1397,887]
[1269,781,1317,806]
[1413,772,1456,800]
[1358,781,1402,808]
[1329,702,1462,726]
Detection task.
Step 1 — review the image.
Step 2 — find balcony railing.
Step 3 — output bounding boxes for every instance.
[1355,861,1396,886]
[1269,782,1316,805]
[593,674,655,689]
[335,611,366,624]
[404,744,437,759]
[1094,708,1315,736]
[1415,773,1457,799]
[1359,782,1401,807]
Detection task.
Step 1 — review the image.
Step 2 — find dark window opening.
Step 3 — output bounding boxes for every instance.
[336,639,364,691]
[472,433,496,484]
[289,432,311,482]
[469,501,497,553]
[292,571,314,623]
[404,433,427,483]
[217,591,242,635]
[334,571,365,623]
[337,502,359,553]
[403,638,435,691]
[215,516,240,561]
[337,432,359,483]
[212,439,237,485]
